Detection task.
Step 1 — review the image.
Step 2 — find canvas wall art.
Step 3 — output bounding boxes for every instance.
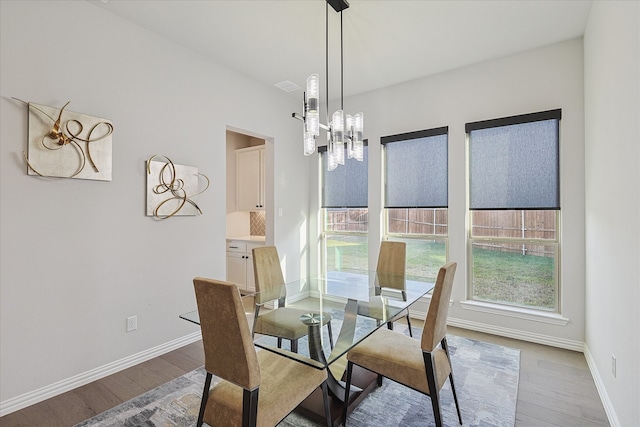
[146,155,209,220]
[23,101,113,181]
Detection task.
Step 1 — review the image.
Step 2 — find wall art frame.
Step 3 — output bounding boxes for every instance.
[17,99,114,181]
[145,155,210,220]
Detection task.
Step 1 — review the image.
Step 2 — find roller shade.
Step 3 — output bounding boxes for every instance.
[382,127,448,208]
[321,143,368,208]
[467,109,561,210]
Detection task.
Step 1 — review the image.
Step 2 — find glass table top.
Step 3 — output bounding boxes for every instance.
[180,270,434,369]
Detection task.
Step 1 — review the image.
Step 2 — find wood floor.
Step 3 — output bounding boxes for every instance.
[0,325,610,427]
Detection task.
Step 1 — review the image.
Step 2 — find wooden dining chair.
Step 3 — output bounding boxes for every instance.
[343,262,462,427]
[251,246,333,352]
[193,277,332,427]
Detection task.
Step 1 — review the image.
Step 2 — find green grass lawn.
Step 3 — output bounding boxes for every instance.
[325,237,556,310]
[473,246,555,310]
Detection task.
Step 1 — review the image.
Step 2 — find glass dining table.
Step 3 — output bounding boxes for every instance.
[180,270,434,425]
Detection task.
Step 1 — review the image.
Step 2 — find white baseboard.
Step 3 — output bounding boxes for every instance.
[583,345,620,427]
[410,311,617,424]
[443,316,585,351]
[0,331,202,417]
[407,306,584,351]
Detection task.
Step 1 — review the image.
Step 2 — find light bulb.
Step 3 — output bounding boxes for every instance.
[353,112,364,143]
[331,110,345,165]
[327,137,338,171]
[353,140,364,162]
[303,131,315,156]
[306,74,320,136]
[336,141,345,165]
[331,110,345,145]
[352,112,364,161]
[346,114,354,159]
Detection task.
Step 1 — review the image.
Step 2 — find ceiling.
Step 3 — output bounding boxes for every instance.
[90,0,593,102]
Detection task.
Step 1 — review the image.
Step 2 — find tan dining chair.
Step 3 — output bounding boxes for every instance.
[343,262,462,427]
[377,241,414,336]
[193,277,332,427]
[251,246,333,352]
[357,241,414,336]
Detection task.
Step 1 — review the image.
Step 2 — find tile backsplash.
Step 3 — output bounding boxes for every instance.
[250,211,266,236]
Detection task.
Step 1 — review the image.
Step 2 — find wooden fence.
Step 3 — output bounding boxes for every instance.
[326,208,556,257]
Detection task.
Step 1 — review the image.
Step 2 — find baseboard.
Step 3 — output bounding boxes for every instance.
[583,345,621,427]
[411,310,620,424]
[0,331,202,417]
[445,317,584,351]
[393,308,617,425]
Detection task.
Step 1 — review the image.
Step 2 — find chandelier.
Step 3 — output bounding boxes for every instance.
[292,0,364,171]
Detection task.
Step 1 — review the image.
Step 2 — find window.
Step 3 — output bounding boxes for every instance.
[320,143,368,274]
[467,109,561,312]
[382,128,448,282]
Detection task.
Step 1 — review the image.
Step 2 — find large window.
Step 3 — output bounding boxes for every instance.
[321,143,368,274]
[382,128,448,282]
[467,109,561,312]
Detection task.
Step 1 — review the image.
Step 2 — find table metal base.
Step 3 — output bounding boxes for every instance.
[294,365,380,427]
[296,298,382,426]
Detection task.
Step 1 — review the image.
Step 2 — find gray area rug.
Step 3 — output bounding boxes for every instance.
[75,333,520,427]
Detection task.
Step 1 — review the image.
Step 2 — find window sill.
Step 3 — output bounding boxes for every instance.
[459,300,569,326]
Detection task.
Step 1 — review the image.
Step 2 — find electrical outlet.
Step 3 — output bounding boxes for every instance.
[611,353,616,377]
[127,315,138,332]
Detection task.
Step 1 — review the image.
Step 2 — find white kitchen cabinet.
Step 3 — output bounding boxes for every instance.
[226,240,263,293]
[236,146,265,210]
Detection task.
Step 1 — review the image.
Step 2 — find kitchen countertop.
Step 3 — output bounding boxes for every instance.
[226,236,266,243]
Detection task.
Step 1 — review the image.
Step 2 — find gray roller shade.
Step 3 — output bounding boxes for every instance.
[468,110,560,210]
[382,128,448,208]
[321,144,368,208]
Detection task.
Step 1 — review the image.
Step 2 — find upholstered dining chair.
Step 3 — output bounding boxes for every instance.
[357,241,414,336]
[193,277,332,427]
[251,246,333,352]
[377,241,414,336]
[343,262,462,427]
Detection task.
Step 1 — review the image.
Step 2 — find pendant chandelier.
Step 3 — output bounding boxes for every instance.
[292,0,364,171]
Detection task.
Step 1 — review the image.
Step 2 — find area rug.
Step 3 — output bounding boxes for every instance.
[74,334,520,427]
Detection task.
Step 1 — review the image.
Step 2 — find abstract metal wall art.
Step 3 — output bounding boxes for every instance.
[15,98,114,181]
[146,155,210,220]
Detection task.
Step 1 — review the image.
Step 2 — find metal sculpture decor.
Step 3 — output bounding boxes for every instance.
[14,98,114,181]
[146,155,210,220]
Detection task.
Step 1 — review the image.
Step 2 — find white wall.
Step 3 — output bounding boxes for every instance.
[3,1,637,424]
[584,2,640,426]
[0,0,310,412]
[319,38,587,347]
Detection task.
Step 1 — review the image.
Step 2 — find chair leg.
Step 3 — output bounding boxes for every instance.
[197,372,213,427]
[277,337,283,348]
[242,388,259,427]
[291,338,298,353]
[442,338,462,424]
[343,361,354,426]
[321,381,332,427]
[448,371,463,425]
[424,352,443,427]
[405,314,413,337]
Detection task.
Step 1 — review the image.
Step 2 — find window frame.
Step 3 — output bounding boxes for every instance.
[319,143,369,274]
[466,110,562,313]
[382,127,449,282]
